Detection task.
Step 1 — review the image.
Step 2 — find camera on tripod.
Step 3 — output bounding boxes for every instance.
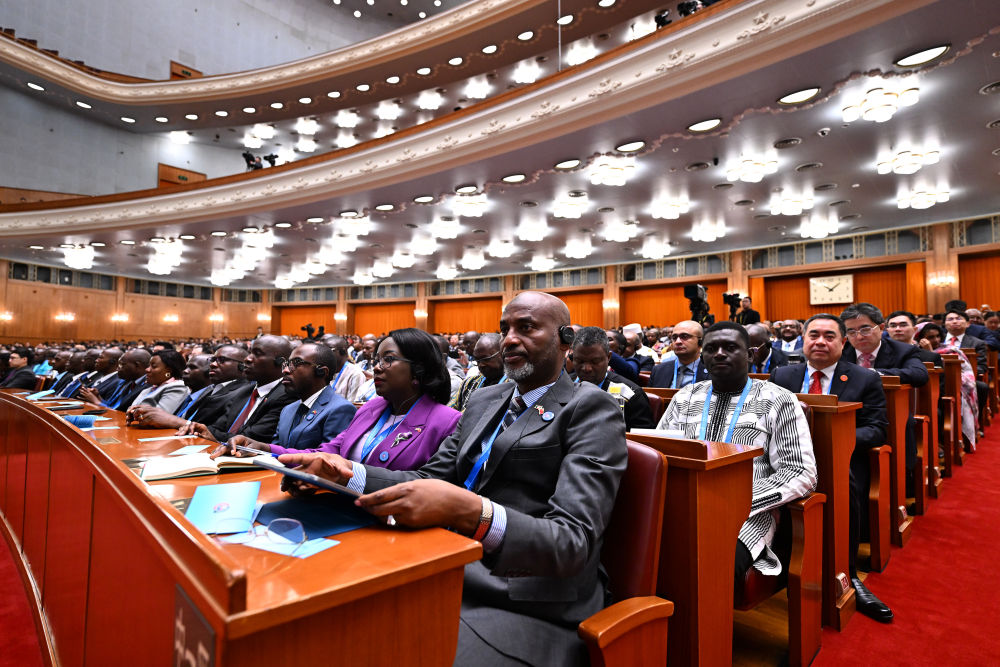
[683,284,715,326]
[722,292,742,320]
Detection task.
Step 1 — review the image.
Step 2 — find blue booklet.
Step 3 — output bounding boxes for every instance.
[185,481,261,535]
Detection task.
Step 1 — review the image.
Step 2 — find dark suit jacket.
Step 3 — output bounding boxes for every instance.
[915,347,943,367]
[956,333,988,373]
[0,368,37,389]
[771,360,888,451]
[966,323,1000,350]
[607,352,638,382]
[92,372,120,398]
[648,358,710,388]
[49,371,74,395]
[627,353,655,373]
[207,382,297,443]
[773,336,804,352]
[271,385,356,450]
[108,377,149,411]
[842,338,929,388]
[180,379,252,426]
[752,347,788,374]
[363,373,626,666]
[734,308,761,325]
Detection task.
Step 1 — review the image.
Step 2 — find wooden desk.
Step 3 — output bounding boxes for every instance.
[879,377,913,548]
[0,391,481,666]
[795,394,859,631]
[627,433,761,667]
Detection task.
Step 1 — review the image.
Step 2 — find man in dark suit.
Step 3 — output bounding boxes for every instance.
[771,313,892,622]
[181,335,296,444]
[572,327,655,431]
[47,350,75,394]
[0,347,38,389]
[649,320,709,388]
[886,311,943,367]
[278,292,627,666]
[57,351,89,397]
[623,331,655,373]
[944,299,1000,349]
[89,348,123,399]
[734,296,761,325]
[81,348,151,410]
[943,309,989,423]
[747,324,788,374]
[604,329,640,382]
[773,319,804,353]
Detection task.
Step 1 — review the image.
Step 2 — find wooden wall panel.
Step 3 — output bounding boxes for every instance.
[560,291,603,327]
[763,266,907,321]
[121,295,217,341]
[958,253,1000,311]
[429,298,502,334]
[748,277,767,321]
[353,302,416,336]
[905,261,927,315]
[274,305,337,337]
[220,303,266,339]
[621,280,727,327]
[2,281,117,343]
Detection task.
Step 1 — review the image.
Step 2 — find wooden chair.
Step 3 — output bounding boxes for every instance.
[940,355,966,463]
[32,375,45,392]
[643,392,665,423]
[962,347,990,431]
[644,387,678,403]
[578,441,674,666]
[637,371,650,387]
[867,445,892,572]
[988,349,999,419]
[734,493,826,666]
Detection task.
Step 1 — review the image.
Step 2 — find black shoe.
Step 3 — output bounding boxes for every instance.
[852,577,893,623]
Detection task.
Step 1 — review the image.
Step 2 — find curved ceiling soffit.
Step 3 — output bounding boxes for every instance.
[0,0,631,105]
[0,0,943,238]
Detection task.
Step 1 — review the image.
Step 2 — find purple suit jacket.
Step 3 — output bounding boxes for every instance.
[269,394,460,471]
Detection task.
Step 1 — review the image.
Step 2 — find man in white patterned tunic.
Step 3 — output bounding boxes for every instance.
[656,321,817,583]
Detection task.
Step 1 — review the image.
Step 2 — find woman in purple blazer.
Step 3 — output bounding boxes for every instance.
[227,328,460,471]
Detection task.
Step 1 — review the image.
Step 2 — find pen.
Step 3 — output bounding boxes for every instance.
[231,443,280,458]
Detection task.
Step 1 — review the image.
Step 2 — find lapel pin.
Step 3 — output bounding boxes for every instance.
[542,411,554,422]
[839,375,848,382]
[379,451,389,462]
[391,432,413,448]
[535,405,544,415]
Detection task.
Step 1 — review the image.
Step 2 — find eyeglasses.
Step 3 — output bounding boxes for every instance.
[279,357,314,369]
[670,333,696,342]
[210,355,244,365]
[470,351,501,364]
[886,321,911,329]
[845,325,876,338]
[373,354,413,369]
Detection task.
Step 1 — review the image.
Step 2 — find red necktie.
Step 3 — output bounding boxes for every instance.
[809,370,823,394]
[948,336,958,347]
[229,387,259,434]
[859,353,874,369]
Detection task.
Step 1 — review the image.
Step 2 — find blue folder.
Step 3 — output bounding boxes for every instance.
[185,481,261,534]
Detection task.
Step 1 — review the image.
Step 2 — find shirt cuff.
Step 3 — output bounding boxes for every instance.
[480,502,506,553]
[346,462,367,494]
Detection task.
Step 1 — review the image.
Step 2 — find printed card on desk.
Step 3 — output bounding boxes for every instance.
[185,481,261,534]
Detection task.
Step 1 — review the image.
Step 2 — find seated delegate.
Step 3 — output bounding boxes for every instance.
[216,328,460,471]
[124,349,190,415]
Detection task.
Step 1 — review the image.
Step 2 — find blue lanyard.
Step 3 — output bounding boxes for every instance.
[698,379,753,442]
[801,368,829,394]
[332,364,347,387]
[753,355,771,374]
[673,360,698,388]
[359,400,419,462]
[463,390,545,490]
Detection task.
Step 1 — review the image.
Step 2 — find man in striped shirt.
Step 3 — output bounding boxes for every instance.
[657,321,817,582]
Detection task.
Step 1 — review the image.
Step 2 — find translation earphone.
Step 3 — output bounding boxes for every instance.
[558,326,576,345]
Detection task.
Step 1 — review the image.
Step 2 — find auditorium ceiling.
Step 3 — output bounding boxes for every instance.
[2,0,1000,288]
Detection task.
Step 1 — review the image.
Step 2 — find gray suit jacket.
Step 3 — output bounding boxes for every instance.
[362,372,627,666]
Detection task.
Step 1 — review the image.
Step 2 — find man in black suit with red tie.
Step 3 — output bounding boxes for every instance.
[771,313,893,622]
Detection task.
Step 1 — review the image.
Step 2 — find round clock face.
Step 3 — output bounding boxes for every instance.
[809,275,853,305]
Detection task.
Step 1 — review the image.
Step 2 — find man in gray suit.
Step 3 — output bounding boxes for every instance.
[279,292,627,666]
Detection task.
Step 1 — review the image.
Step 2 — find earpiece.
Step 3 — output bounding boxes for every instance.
[273,356,283,368]
[558,326,576,345]
[314,365,327,379]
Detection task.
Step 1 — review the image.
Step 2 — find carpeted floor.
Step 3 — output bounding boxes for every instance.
[814,427,1000,666]
[0,535,44,667]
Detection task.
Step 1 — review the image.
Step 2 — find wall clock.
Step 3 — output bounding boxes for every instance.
[809,274,854,305]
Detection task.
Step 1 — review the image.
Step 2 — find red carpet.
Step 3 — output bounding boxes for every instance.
[814,427,1000,666]
[0,536,44,667]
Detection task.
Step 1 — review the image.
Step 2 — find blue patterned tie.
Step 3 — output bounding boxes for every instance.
[502,395,528,431]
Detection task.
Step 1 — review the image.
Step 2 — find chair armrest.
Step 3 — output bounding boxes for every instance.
[579,596,673,667]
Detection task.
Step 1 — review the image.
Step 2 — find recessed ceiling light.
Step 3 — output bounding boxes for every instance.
[448,57,463,66]
[211,231,228,237]
[298,97,312,104]
[120,116,135,123]
[243,227,260,233]
[386,75,400,84]
[455,184,478,194]
[482,44,497,54]
[242,107,256,113]
[185,113,198,120]
[274,222,292,228]
[154,116,168,123]
[356,83,370,92]
[119,240,136,245]
[28,245,44,250]
[418,11,426,18]
[502,173,526,183]
[340,210,359,218]
[557,14,574,25]
[306,217,324,223]
[687,118,721,132]
[327,91,341,99]
[416,67,432,75]
[26,82,44,91]
[895,45,950,68]
[76,101,92,109]
[178,234,196,240]
[60,243,75,248]
[90,242,106,247]
[215,110,228,117]
[353,10,361,17]
[616,140,645,152]
[149,237,165,243]
[413,195,434,203]
[598,0,616,6]
[517,31,534,41]
[773,137,802,149]
[270,102,284,109]
[375,204,394,211]
[555,159,581,169]
[778,87,821,105]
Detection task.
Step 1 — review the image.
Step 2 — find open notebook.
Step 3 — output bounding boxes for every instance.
[140,453,273,481]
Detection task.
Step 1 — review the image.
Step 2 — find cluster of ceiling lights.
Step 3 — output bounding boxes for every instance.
[211,229,276,286]
[799,211,839,239]
[896,184,950,210]
[331,0,442,21]
[725,152,778,183]
[691,218,725,243]
[147,238,184,275]
[769,190,815,216]
[875,146,940,175]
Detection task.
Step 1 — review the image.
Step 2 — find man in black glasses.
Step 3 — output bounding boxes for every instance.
[451,333,505,411]
[278,292,627,666]
[649,320,710,388]
[747,324,789,375]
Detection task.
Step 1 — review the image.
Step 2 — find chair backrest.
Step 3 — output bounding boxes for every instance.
[33,375,45,392]
[602,441,668,599]
[644,392,665,423]
[637,372,650,387]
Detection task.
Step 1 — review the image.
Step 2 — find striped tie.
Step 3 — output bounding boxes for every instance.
[502,395,528,431]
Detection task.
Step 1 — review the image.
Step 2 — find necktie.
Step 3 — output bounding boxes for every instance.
[948,336,958,347]
[108,380,135,410]
[859,353,874,369]
[229,388,260,433]
[502,395,528,431]
[175,393,195,418]
[809,370,823,394]
[679,366,693,388]
[61,379,82,398]
[291,403,309,427]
